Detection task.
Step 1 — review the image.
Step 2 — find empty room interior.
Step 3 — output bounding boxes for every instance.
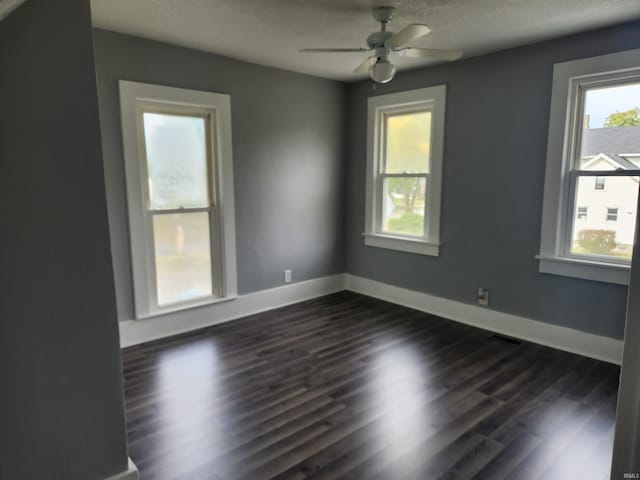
[5,0,640,479]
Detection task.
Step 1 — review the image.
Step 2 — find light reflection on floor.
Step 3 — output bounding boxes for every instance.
[155,341,223,478]
[123,293,619,480]
[369,344,435,474]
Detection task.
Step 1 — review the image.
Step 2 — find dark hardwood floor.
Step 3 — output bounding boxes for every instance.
[122,291,620,480]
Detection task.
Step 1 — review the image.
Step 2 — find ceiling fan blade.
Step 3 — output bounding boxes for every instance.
[386,24,431,48]
[354,56,376,74]
[398,48,463,61]
[299,48,370,53]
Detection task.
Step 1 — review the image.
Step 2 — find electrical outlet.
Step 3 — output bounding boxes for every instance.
[284,269,292,284]
[477,288,489,306]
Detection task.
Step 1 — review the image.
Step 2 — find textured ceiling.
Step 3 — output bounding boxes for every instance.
[90,0,640,81]
[0,0,26,21]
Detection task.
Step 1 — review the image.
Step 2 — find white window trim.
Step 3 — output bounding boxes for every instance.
[364,85,446,256]
[538,49,640,286]
[119,81,237,319]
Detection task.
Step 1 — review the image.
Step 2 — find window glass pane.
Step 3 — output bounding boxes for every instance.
[570,175,638,260]
[578,82,640,170]
[143,112,210,209]
[381,177,426,236]
[153,212,212,306]
[384,111,431,174]
[577,206,588,220]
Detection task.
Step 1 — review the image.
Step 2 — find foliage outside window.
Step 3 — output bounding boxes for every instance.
[569,81,640,261]
[381,111,430,237]
[365,86,446,256]
[538,49,640,285]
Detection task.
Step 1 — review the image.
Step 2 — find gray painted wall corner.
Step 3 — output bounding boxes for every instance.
[0,1,129,479]
[344,20,640,340]
[92,29,348,323]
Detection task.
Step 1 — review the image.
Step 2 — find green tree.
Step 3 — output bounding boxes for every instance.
[603,107,640,127]
[388,177,421,213]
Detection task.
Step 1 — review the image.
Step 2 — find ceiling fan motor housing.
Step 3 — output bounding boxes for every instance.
[372,6,395,24]
[367,31,393,49]
[298,4,461,85]
[367,31,393,59]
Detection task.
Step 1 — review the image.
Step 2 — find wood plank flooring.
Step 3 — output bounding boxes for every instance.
[121,291,620,480]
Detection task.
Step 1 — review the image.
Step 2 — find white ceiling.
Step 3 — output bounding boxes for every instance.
[90,0,640,81]
[0,0,26,21]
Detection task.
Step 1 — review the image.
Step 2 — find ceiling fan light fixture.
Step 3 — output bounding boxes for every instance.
[369,58,396,84]
[299,6,461,83]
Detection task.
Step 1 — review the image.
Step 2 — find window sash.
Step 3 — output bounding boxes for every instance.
[137,105,223,310]
[138,104,218,211]
[376,105,432,239]
[148,207,223,302]
[562,170,639,264]
[377,173,429,238]
[571,75,640,170]
[381,107,431,175]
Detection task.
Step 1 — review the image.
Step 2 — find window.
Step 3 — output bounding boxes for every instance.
[119,81,237,318]
[364,86,446,256]
[538,48,640,285]
[577,207,588,220]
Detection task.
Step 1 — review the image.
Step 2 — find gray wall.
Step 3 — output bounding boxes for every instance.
[345,20,640,340]
[0,1,129,479]
[612,190,640,477]
[93,29,347,322]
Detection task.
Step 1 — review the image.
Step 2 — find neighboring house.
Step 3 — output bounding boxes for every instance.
[574,126,640,249]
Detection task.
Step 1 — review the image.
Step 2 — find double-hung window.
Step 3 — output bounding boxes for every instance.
[364,86,446,256]
[538,49,640,285]
[119,81,237,318]
[577,207,588,220]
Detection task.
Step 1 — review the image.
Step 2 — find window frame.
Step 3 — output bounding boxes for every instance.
[606,207,619,223]
[577,206,588,220]
[538,48,640,285]
[364,85,446,256]
[119,81,237,319]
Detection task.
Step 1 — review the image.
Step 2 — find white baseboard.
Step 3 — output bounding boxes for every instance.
[345,274,623,365]
[120,271,623,364]
[105,459,138,480]
[119,274,346,348]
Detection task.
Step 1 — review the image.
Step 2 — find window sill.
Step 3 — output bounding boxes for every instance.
[536,254,630,285]
[363,233,440,256]
[136,294,238,320]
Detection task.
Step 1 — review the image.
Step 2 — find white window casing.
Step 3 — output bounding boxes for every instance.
[119,81,237,318]
[364,85,446,256]
[538,49,640,286]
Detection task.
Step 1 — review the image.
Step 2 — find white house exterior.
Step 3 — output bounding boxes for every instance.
[573,126,640,253]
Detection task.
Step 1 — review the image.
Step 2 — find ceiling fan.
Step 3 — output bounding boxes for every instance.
[300,6,462,84]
